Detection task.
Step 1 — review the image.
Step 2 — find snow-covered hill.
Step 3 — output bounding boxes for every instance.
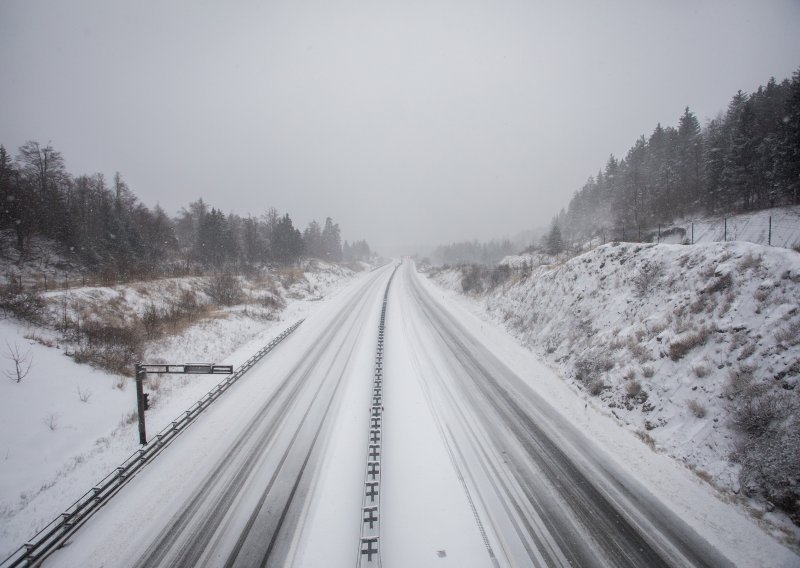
[430,240,800,532]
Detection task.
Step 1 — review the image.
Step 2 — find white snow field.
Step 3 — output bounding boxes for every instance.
[1,259,798,567]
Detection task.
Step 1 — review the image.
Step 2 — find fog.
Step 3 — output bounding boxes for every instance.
[2,0,799,255]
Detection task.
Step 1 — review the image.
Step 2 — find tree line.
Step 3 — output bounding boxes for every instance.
[550,67,800,248]
[430,239,517,266]
[0,141,371,275]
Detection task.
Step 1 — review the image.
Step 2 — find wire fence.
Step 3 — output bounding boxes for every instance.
[590,213,800,251]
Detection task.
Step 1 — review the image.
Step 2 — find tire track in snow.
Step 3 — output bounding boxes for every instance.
[130,268,391,568]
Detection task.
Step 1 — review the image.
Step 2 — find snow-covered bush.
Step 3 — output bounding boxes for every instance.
[733,398,800,524]
[205,273,244,306]
[0,280,45,322]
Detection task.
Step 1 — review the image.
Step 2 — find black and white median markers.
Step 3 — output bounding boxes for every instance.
[358,266,397,567]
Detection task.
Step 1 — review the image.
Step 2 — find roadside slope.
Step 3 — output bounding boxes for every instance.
[430,241,800,538]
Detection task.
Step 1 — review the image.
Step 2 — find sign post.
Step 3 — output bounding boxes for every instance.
[134,363,234,445]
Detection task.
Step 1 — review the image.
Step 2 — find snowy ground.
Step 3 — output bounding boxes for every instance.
[1,257,797,566]
[430,240,800,545]
[0,261,364,559]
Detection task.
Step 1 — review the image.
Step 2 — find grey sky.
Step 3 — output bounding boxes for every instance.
[2,1,799,255]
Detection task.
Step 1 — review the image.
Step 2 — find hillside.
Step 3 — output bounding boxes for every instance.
[430,240,800,533]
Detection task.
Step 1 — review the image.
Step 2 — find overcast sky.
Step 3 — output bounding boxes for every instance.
[2,1,799,255]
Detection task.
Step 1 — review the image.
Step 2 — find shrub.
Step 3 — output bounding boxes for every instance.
[733,392,780,437]
[774,320,800,347]
[668,327,710,361]
[704,272,733,294]
[733,401,800,524]
[142,303,161,339]
[574,350,613,383]
[738,252,763,271]
[687,398,706,418]
[461,265,485,294]
[588,379,605,396]
[633,261,663,298]
[625,380,642,397]
[691,362,710,378]
[205,273,244,306]
[642,365,655,378]
[73,321,143,376]
[0,281,45,322]
[724,364,755,399]
[489,264,511,289]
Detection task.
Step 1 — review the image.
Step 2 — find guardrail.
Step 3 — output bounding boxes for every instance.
[0,319,304,568]
[357,266,398,566]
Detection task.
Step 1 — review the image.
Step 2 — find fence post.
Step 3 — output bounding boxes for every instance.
[691,223,694,244]
[658,224,661,243]
[724,218,727,242]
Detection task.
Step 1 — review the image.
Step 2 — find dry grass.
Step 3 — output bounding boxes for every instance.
[738,252,763,271]
[691,362,710,378]
[724,364,755,399]
[669,327,711,361]
[774,320,800,347]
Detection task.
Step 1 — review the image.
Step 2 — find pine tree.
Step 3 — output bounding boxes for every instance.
[545,222,564,255]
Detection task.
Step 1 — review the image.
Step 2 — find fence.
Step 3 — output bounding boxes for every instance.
[591,212,800,251]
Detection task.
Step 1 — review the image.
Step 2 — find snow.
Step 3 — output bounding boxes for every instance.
[428,241,800,561]
[0,261,364,559]
[2,245,798,566]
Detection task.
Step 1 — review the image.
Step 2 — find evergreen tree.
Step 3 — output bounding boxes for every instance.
[303,220,323,258]
[271,214,304,265]
[545,222,564,255]
[321,217,342,261]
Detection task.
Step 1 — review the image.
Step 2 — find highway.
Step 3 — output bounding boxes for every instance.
[388,262,732,568]
[49,265,393,568]
[42,261,740,567]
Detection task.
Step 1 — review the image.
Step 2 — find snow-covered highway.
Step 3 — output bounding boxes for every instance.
[35,261,796,567]
[46,265,393,567]
[390,263,731,567]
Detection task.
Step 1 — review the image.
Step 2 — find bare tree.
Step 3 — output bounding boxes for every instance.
[4,341,33,383]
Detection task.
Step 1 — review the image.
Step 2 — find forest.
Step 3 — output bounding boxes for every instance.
[0,143,372,277]
[551,68,800,249]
